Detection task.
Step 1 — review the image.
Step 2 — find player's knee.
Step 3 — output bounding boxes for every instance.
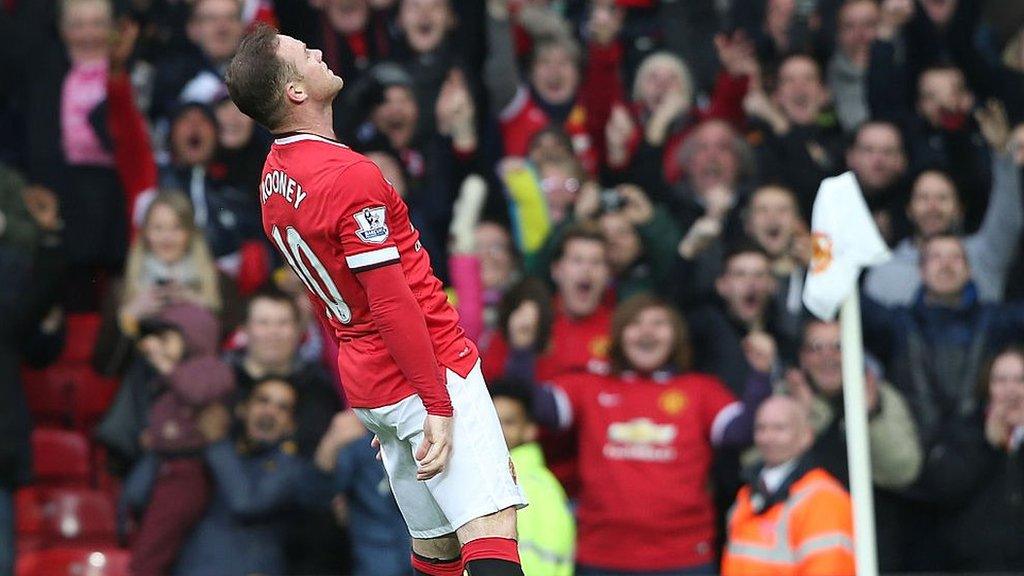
[457,507,518,545]
[412,534,461,560]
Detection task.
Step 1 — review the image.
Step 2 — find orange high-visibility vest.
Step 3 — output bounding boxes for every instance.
[721,468,855,576]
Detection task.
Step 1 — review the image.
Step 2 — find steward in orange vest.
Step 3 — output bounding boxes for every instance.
[722,396,855,576]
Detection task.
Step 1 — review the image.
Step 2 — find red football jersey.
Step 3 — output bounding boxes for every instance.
[555,370,737,571]
[260,133,477,409]
[498,86,597,174]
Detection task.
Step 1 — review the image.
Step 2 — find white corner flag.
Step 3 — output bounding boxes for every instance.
[803,171,890,576]
[803,172,891,320]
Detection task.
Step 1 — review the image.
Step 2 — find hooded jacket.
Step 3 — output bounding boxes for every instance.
[146,303,235,454]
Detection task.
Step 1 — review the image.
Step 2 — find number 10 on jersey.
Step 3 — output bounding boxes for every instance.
[271,225,352,324]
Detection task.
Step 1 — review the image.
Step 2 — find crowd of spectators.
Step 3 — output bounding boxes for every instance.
[1,0,1024,574]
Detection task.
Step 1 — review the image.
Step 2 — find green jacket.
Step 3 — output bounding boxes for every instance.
[524,205,682,301]
[510,442,575,576]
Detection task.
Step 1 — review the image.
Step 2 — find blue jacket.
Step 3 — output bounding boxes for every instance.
[862,283,1024,502]
[171,440,329,576]
[334,431,411,576]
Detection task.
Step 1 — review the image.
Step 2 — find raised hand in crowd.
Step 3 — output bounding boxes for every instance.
[21,185,62,233]
[714,30,757,78]
[877,0,914,40]
[109,16,140,75]
[436,68,477,152]
[975,99,1011,154]
[605,104,636,169]
[645,89,689,146]
[508,300,542,351]
[314,411,368,472]
[743,65,789,135]
[197,403,232,443]
[742,331,778,374]
[617,184,654,226]
[765,0,797,53]
[586,0,624,47]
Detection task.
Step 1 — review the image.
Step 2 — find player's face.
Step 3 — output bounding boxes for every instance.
[170,108,218,167]
[276,35,345,103]
[847,125,906,191]
[530,45,579,106]
[621,306,676,373]
[988,352,1024,428]
[399,0,452,54]
[493,397,536,450]
[474,223,515,291]
[144,204,191,265]
[799,322,843,396]
[908,172,961,238]
[773,57,828,126]
[755,398,812,468]
[244,299,301,370]
[60,0,113,62]
[244,381,297,445]
[715,253,775,326]
[746,187,799,258]
[598,212,641,273]
[552,238,611,318]
[921,237,970,299]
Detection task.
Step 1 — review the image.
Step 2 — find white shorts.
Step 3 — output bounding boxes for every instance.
[354,360,527,539]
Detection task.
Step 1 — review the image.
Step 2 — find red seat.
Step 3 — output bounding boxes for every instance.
[23,364,118,429]
[60,313,103,364]
[16,546,129,576]
[15,487,118,548]
[32,428,91,486]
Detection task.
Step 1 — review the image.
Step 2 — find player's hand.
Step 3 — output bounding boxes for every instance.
[416,414,453,481]
[371,435,382,461]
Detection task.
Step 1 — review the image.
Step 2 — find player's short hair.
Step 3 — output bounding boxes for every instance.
[245,285,302,325]
[551,223,607,264]
[488,378,534,420]
[608,293,692,374]
[225,24,295,131]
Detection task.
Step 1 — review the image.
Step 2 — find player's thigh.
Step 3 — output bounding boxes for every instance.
[355,405,453,539]
[422,363,526,534]
[456,506,518,545]
[411,534,461,560]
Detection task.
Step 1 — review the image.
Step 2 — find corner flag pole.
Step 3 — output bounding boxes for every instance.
[840,285,879,576]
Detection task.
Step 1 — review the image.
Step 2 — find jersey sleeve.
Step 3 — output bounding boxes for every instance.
[334,161,402,273]
[696,375,740,442]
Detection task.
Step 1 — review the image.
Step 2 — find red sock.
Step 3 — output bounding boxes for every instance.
[411,553,463,576]
[461,537,521,565]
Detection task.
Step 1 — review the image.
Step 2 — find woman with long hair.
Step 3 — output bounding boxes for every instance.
[94,191,239,376]
[507,293,773,575]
